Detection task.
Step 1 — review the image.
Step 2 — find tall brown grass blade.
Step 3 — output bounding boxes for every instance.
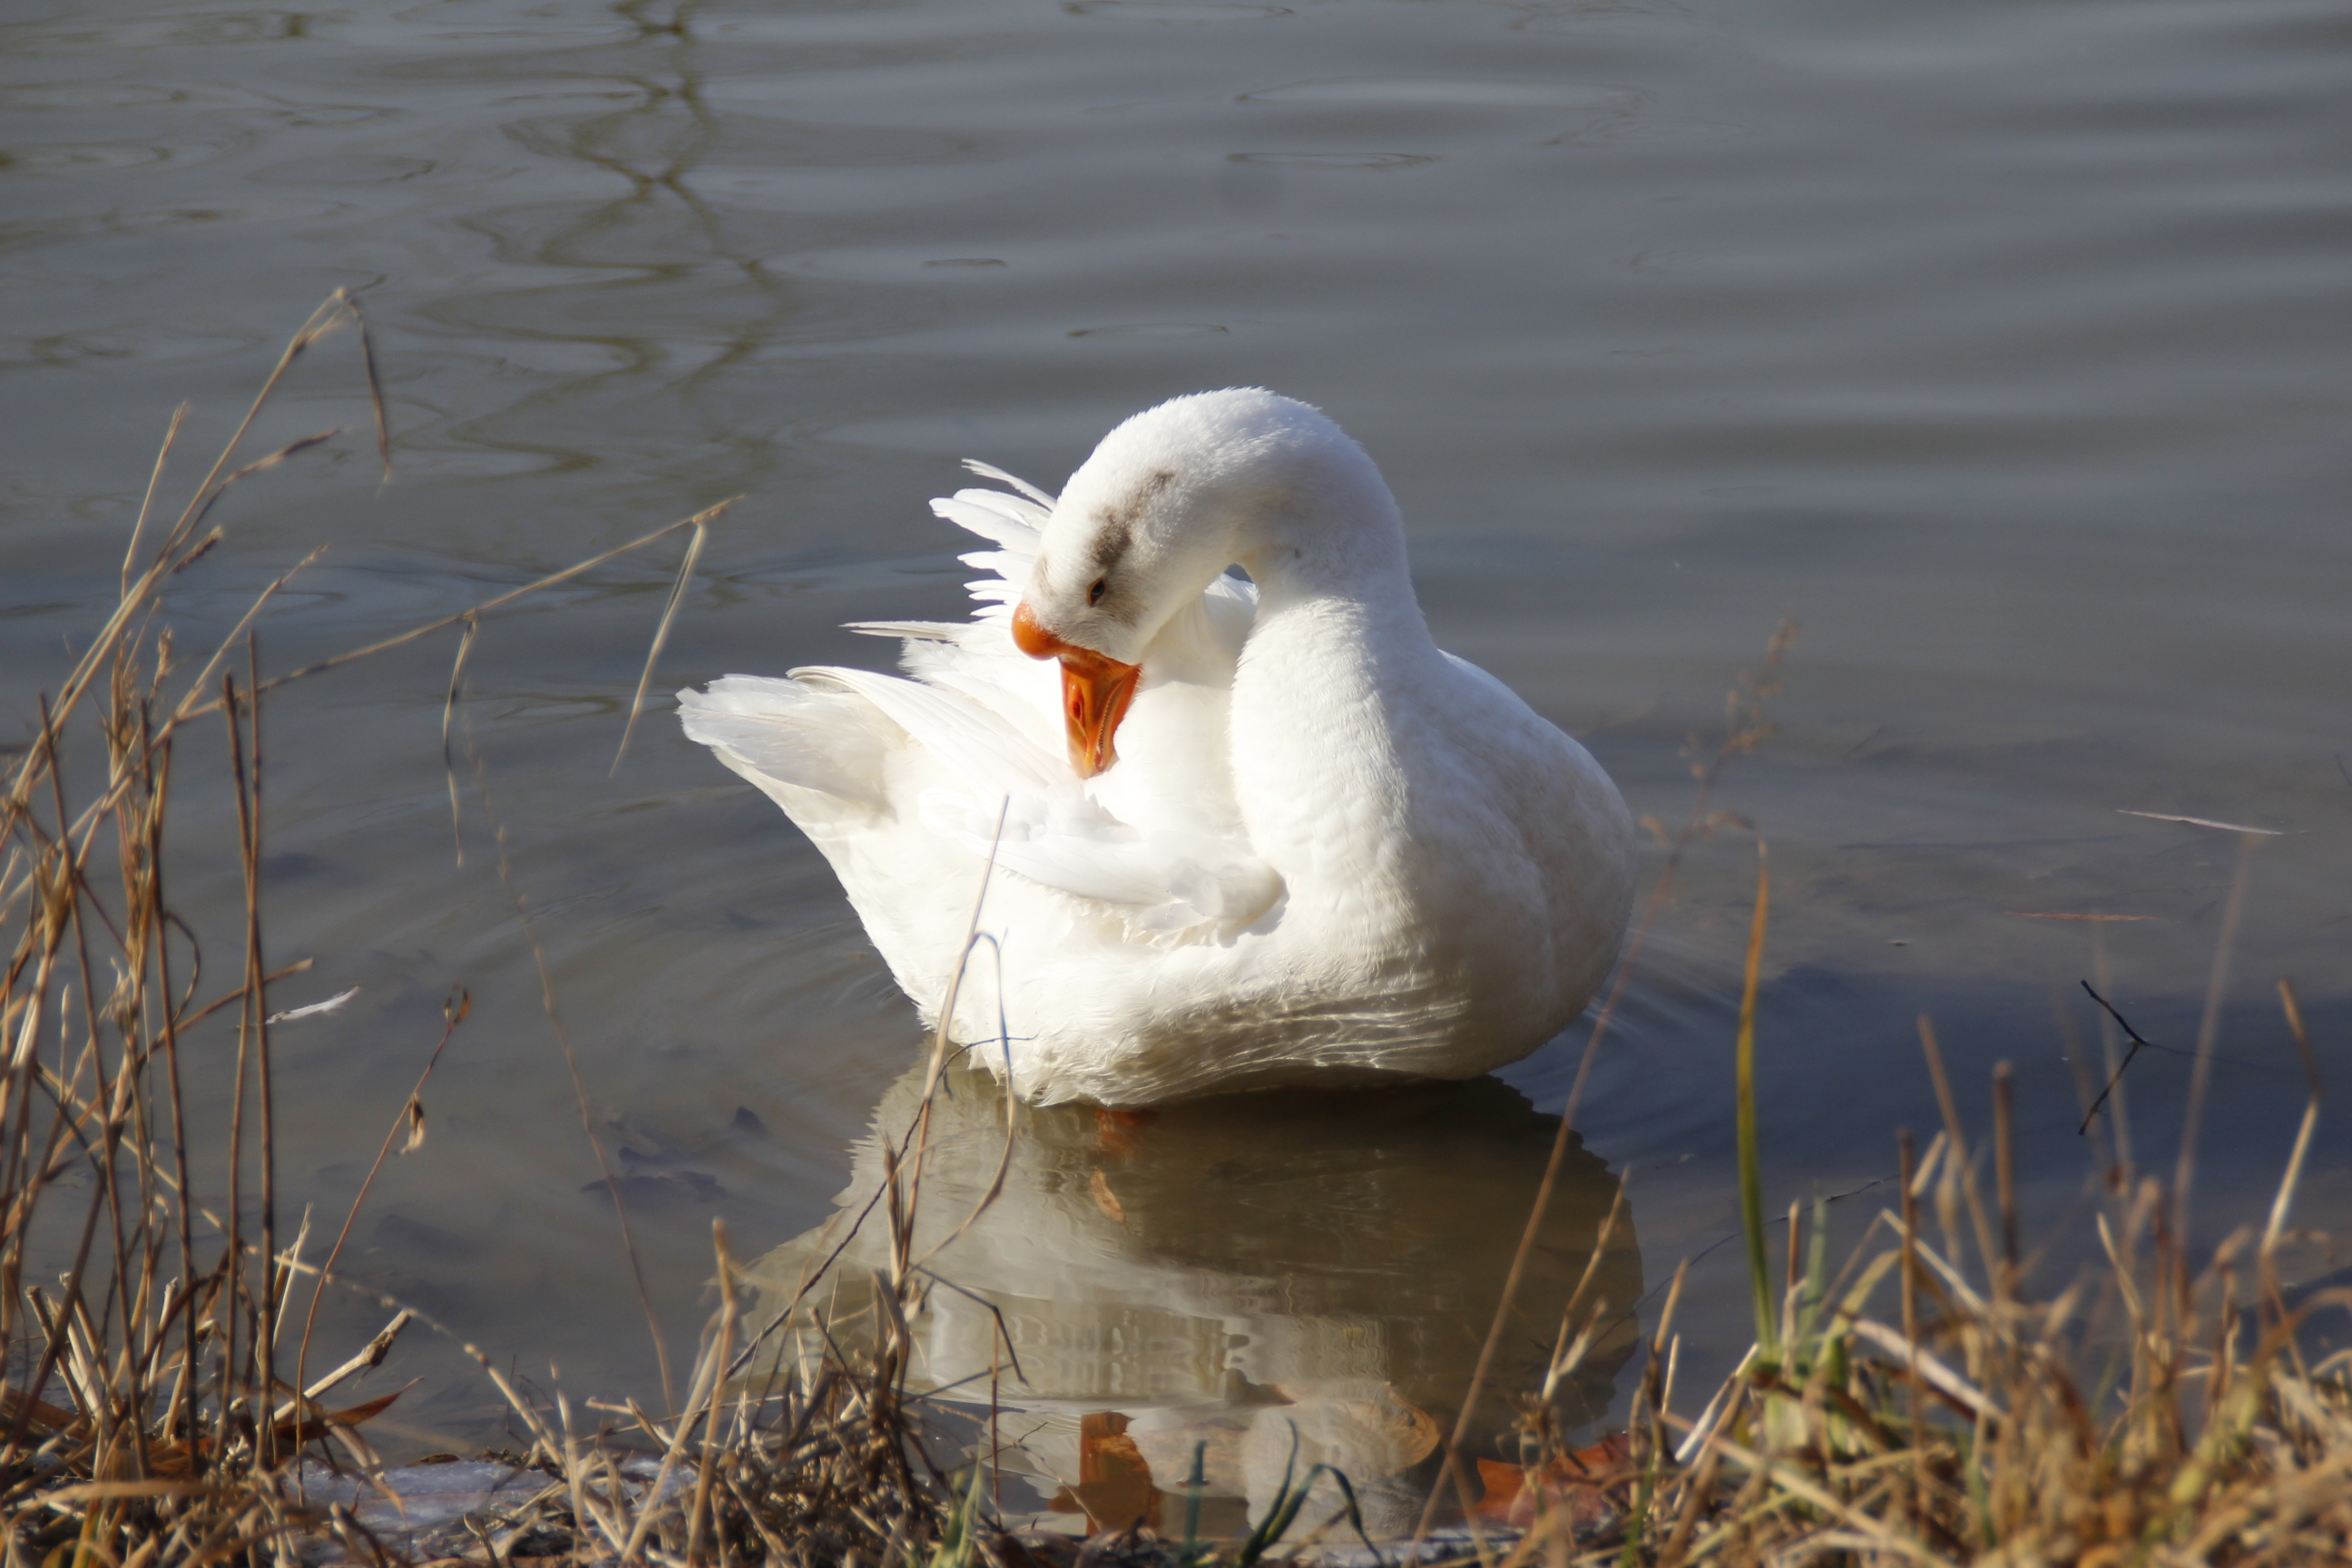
[211,508,726,717]
[684,1218,740,1566]
[168,293,364,551]
[441,616,480,867]
[241,641,283,1465]
[2277,975,2320,1100]
[173,958,314,1034]
[140,713,201,1442]
[616,1228,733,1567]
[1897,1128,1925,1533]
[2259,1006,2320,1300]
[1736,839,1773,1361]
[1559,1174,1632,1344]
[290,988,469,1422]
[220,670,258,1453]
[2174,830,2259,1243]
[4,389,332,803]
[122,403,190,598]
[611,508,720,774]
[339,289,395,487]
[1916,1015,1999,1288]
[905,797,1012,1268]
[1993,1061,2017,1297]
[167,550,328,730]
[293,1309,414,1406]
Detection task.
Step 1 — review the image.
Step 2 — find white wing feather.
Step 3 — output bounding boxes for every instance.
[680,466,1279,939]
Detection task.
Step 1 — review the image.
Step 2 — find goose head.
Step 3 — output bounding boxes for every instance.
[1012,388,1396,778]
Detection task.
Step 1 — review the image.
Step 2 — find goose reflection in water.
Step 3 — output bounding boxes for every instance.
[741,1066,1641,1536]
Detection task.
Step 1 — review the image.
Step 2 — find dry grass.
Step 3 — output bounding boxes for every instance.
[1485,864,2350,1566]
[0,294,749,1566]
[6,300,2347,1568]
[0,295,1087,1568]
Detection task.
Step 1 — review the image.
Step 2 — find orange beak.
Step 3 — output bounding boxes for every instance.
[1011,602,1142,779]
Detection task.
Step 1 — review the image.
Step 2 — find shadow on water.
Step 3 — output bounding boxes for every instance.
[742,1064,1642,1536]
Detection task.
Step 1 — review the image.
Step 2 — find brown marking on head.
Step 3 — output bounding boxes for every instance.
[1054,469,1181,628]
[1086,514,1133,573]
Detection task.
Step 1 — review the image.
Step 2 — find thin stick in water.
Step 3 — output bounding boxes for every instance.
[2077,981,2158,1136]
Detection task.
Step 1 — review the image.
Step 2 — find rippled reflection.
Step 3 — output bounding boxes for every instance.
[744,1066,1641,1534]
[411,0,805,486]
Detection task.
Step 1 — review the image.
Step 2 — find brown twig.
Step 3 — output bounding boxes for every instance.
[290,988,472,1427]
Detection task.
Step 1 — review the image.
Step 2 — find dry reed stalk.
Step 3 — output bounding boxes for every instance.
[288,990,470,1417]
[2173,832,2259,1246]
[1487,937,2351,1567]
[0,296,735,1567]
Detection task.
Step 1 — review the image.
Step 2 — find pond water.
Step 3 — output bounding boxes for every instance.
[5,0,2349,1517]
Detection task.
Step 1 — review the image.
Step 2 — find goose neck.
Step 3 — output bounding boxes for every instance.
[1230,484,1419,621]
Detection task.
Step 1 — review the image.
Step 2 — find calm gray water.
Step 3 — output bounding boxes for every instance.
[5,0,2348,1503]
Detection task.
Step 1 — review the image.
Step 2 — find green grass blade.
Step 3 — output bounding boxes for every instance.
[1791,1190,1833,1357]
[1237,1423,1303,1568]
[1181,1439,1207,1562]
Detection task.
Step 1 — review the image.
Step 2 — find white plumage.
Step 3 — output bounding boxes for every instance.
[679,390,1633,1105]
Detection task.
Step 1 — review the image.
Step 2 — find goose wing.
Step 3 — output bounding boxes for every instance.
[679,466,1279,937]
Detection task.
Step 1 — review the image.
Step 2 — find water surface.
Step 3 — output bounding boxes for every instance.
[4,0,2348,1499]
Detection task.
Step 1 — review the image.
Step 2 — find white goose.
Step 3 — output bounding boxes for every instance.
[679,390,1632,1105]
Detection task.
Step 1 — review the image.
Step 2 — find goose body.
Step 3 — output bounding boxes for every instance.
[679,390,1632,1105]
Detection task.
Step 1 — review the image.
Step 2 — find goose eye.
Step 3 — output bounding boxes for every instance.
[1087,576,1108,606]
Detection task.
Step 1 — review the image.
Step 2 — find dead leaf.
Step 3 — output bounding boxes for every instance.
[0,1386,80,1436]
[1047,1411,1161,1533]
[400,1096,426,1153]
[272,1386,407,1446]
[1089,1168,1126,1227]
[1475,1432,1632,1530]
